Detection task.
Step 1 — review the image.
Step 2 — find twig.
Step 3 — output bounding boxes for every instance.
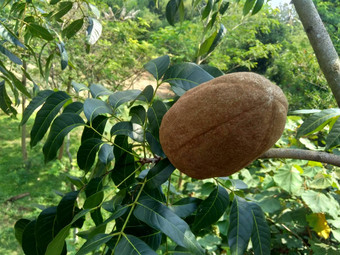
[260,148,340,167]
[5,192,30,203]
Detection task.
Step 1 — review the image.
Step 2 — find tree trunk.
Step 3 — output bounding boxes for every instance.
[292,0,340,107]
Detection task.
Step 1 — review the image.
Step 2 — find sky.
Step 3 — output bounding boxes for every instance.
[268,0,291,8]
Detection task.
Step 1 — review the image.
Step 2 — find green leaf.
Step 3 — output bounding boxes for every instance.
[45,209,91,255]
[56,191,80,231]
[202,0,213,20]
[290,109,321,114]
[147,100,167,140]
[228,196,253,255]
[88,3,101,19]
[27,23,54,41]
[98,144,114,165]
[146,131,165,157]
[115,234,157,255]
[301,190,340,218]
[192,185,229,231]
[63,102,83,114]
[86,18,102,45]
[84,98,113,122]
[77,138,103,171]
[89,83,112,98]
[0,23,25,48]
[297,108,340,138]
[146,158,175,189]
[249,203,270,255]
[21,90,53,125]
[243,0,256,16]
[252,0,264,15]
[36,207,58,254]
[135,85,154,103]
[144,55,170,81]
[81,115,108,142]
[171,197,201,219]
[130,105,146,125]
[14,219,31,246]
[76,234,112,255]
[0,80,16,115]
[166,0,182,26]
[134,197,204,254]
[326,117,340,150]
[208,24,226,55]
[72,81,89,93]
[62,18,84,39]
[110,121,144,143]
[52,1,73,20]
[50,0,61,4]
[273,165,303,194]
[163,63,214,96]
[219,0,230,15]
[84,191,104,209]
[108,90,141,109]
[43,113,85,163]
[22,220,38,255]
[198,30,218,57]
[30,91,71,147]
[57,42,68,70]
[0,44,22,65]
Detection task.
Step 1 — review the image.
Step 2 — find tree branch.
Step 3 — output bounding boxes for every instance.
[292,0,340,107]
[260,148,340,167]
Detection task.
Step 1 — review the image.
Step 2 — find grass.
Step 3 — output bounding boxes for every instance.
[0,114,81,254]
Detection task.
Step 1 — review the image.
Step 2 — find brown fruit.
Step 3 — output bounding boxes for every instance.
[159,72,288,179]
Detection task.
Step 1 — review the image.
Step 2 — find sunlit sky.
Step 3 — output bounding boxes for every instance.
[268,0,291,8]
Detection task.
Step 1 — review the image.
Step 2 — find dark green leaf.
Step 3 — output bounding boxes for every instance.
[21,90,53,125]
[57,42,68,70]
[36,207,57,255]
[249,203,270,255]
[252,0,264,15]
[197,30,218,57]
[171,197,201,218]
[81,115,108,142]
[0,80,16,115]
[202,0,213,20]
[62,18,84,39]
[43,113,85,163]
[166,0,182,26]
[110,121,144,142]
[199,64,224,77]
[146,132,165,157]
[326,117,340,150]
[192,185,229,231]
[86,18,102,45]
[89,83,112,98]
[52,2,73,20]
[30,91,71,147]
[27,23,54,41]
[228,196,253,255]
[22,220,38,255]
[0,23,25,48]
[84,98,113,122]
[14,219,31,246]
[135,85,154,103]
[0,44,22,65]
[146,158,175,189]
[144,55,170,80]
[243,0,256,16]
[296,108,340,138]
[63,102,83,114]
[115,234,157,255]
[56,191,80,232]
[72,81,89,93]
[66,175,84,189]
[134,197,204,254]
[84,191,104,209]
[98,144,114,165]
[50,0,62,4]
[163,63,213,96]
[77,138,103,171]
[130,105,146,125]
[147,100,167,140]
[219,0,230,15]
[108,90,141,109]
[76,234,112,255]
[208,24,226,55]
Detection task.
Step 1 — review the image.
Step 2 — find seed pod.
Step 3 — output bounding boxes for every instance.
[159,72,288,179]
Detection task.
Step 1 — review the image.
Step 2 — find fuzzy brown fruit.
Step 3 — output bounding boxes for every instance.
[159,72,288,179]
